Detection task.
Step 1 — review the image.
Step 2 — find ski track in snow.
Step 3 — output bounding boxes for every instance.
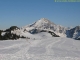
[0,38,80,60]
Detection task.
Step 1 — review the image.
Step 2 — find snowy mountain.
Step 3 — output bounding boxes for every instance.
[22,18,67,37]
[12,18,80,40]
[67,26,80,39]
[0,18,80,40]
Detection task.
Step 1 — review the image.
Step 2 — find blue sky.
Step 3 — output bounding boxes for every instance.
[0,0,80,29]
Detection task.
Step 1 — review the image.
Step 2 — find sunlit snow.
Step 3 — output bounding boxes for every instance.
[0,33,80,60]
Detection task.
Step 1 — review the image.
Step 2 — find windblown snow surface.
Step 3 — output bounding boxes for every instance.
[0,32,80,60]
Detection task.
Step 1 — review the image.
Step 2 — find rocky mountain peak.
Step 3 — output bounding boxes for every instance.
[39,18,49,22]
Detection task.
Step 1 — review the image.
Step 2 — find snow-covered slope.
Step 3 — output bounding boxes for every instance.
[0,37,80,60]
[11,30,52,40]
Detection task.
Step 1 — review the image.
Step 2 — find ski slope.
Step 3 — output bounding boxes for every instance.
[0,37,80,60]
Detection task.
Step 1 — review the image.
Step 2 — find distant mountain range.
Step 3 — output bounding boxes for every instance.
[0,18,80,40]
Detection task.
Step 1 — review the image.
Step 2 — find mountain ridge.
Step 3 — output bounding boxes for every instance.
[0,18,80,40]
